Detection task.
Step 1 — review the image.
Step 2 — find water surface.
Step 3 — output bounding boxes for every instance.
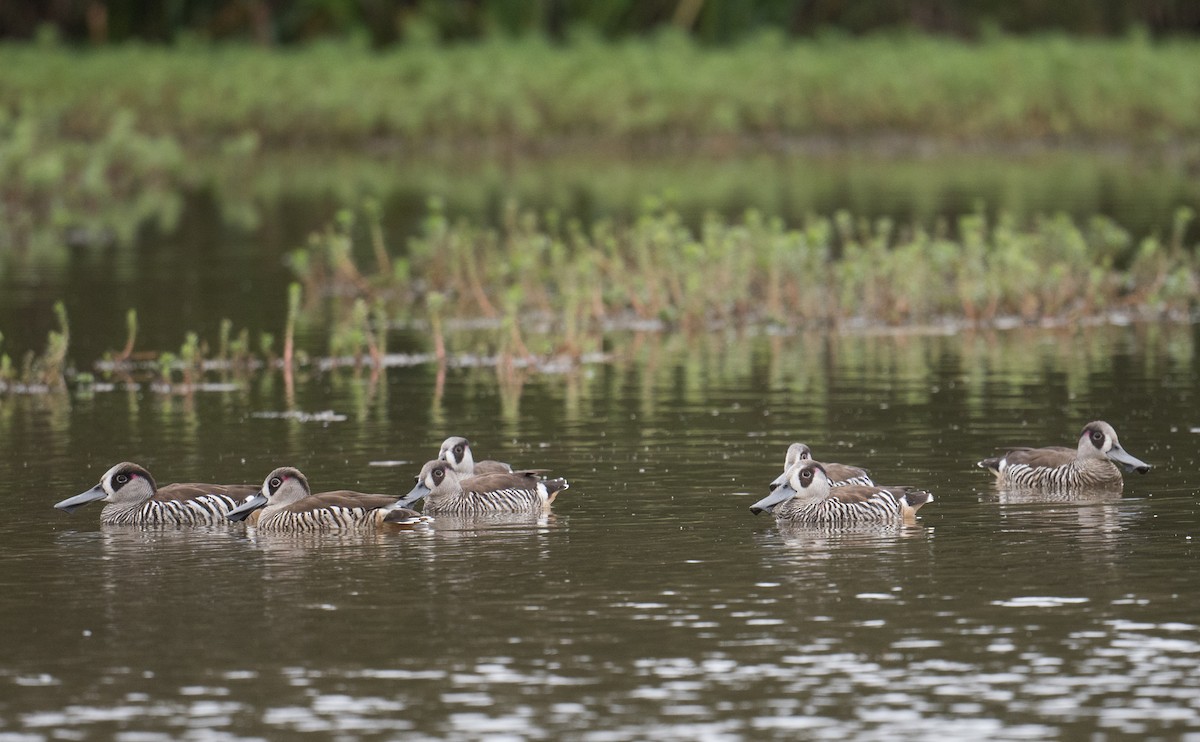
[2,324,1198,739]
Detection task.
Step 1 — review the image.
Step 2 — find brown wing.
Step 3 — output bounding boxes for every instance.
[823,485,885,504]
[1003,446,1076,468]
[824,463,871,482]
[829,484,930,509]
[154,483,259,503]
[284,491,398,513]
[475,459,515,475]
[460,471,544,493]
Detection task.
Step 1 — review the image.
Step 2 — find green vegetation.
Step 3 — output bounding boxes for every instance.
[4,33,1200,256]
[288,203,1199,358]
[1,30,1198,390]
[40,202,1191,393]
[5,34,1200,150]
[0,301,71,391]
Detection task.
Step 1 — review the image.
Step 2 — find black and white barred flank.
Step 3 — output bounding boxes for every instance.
[422,481,565,515]
[103,493,246,526]
[255,505,421,532]
[769,490,917,525]
[988,461,1106,490]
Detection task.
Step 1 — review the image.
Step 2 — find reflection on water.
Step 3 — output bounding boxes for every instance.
[5,147,1200,368]
[1,323,1199,739]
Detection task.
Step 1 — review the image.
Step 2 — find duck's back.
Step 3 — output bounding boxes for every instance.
[473,460,515,475]
[823,463,874,487]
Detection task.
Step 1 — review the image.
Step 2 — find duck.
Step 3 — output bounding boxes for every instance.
[977,420,1151,490]
[399,460,568,515]
[750,461,932,525]
[438,436,517,476]
[226,467,427,532]
[54,462,259,526]
[768,442,873,490]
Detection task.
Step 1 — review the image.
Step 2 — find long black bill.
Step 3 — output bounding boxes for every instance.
[226,492,269,522]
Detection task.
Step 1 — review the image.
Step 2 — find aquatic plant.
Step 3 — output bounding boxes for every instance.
[29,302,72,389]
[289,202,1200,363]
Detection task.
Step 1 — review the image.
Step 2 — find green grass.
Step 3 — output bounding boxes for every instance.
[4,32,1200,256]
[5,33,1200,149]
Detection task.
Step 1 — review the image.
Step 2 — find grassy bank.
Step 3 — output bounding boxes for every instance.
[4,33,1200,254]
[5,34,1200,149]
[2,33,1200,254]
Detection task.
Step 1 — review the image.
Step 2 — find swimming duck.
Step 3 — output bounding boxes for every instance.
[400,460,568,515]
[769,442,873,490]
[54,462,258,526]
[438,436,517,476]
[751,461,932,525]
[226,467,427,532]
[977,421,1151,490]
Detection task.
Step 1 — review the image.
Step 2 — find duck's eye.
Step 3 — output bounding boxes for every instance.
[433,468,444,483]
[1091,431,1104,442]
[270,477,282,489]
[454,444,465,457]
[115,474,129,484]
[801,469,813,483]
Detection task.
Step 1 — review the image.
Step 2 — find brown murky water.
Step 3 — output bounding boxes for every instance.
[1,323,1198,739]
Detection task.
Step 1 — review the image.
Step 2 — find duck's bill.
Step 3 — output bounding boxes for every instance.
[1107,446,1151,474]
[226,493,268,522]
[54,485,107,514]
[749,486,794,515]
[398,482,430,508]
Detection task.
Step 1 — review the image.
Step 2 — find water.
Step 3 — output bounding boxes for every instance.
[1,324,1198,739]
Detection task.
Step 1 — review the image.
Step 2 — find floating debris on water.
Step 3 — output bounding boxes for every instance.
[251,410,348,423]
[148,383,241,394]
